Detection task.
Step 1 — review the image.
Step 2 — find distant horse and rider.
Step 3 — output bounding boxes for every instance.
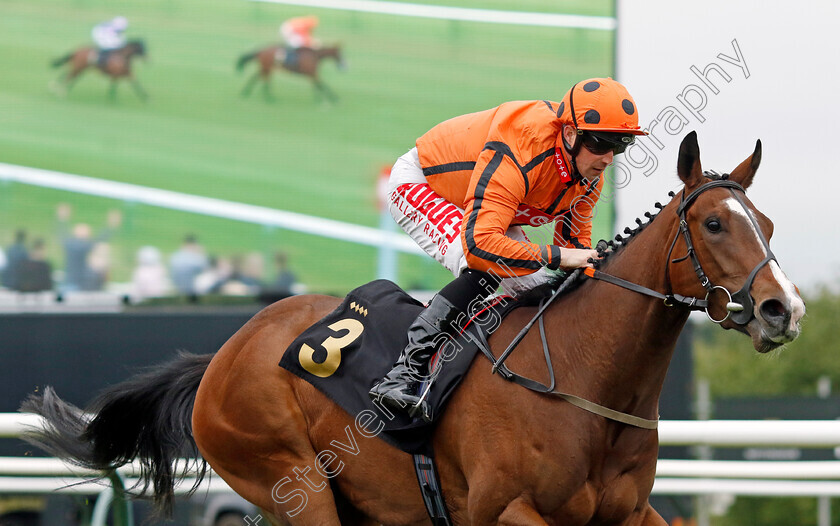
[21,132,805,525]
[236,44,346,102]
[50,39,148,100]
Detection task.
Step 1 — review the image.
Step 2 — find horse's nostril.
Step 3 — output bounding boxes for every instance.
[759,298,788,323]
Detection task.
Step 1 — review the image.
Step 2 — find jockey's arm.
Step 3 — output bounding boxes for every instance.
[551,182,604,267]
[461,149,561,278]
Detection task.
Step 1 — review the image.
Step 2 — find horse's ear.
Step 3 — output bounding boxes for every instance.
[728,139,761,190]
[677,131,703,188]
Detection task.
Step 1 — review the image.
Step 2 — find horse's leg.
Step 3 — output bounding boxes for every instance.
[129,75,148,101]
[193,297,348,525]
[254,58,275,101]
[196,372,346,525]
[50,72,69,96]
[56,64,85,95]
[241,71,261,97]
[316,80,338,104]
[637,504,668,526]
[109,79,119,100]
[261,71,275,101]
[496,497,550,526]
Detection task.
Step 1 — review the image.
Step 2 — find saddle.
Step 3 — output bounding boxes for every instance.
[279,279,518,454]
[93,47,123,68]
[275,47,299,69]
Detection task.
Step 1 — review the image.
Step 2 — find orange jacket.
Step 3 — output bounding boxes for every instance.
[286,16,318,32]
[283,16,318,46]
[416,100,605,277]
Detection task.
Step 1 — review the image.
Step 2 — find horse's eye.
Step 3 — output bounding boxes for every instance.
[705,218,722,233]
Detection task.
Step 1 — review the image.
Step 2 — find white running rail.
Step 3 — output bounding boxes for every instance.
[4,414,840,496]
[0,162,424,255]
[249,0,616,30]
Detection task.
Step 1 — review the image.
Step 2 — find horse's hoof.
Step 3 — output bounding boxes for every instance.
[48,81,67,97]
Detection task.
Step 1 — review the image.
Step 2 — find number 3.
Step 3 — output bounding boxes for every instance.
[299,318,365,378]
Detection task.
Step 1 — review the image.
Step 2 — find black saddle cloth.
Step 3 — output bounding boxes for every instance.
[279,279,516,454]
[282,47,300,69]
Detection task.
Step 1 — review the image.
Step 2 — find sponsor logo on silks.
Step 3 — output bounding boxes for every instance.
[514,205,556,227]
[392,184,463,247]
[554,146,572,184]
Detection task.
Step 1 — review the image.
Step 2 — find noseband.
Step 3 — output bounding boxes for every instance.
[588,174,776,325]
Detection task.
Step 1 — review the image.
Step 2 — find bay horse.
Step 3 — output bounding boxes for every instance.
[236,44,345,102]
[22,132,805,525]
[50,39,148,100]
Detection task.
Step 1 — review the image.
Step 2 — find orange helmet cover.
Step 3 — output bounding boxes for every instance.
[557,77,646,135]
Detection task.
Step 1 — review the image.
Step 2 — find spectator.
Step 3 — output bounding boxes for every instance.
[271,251,297,297]
[194,255,231,295]
[57,204,122,292]
[3,229,29,290]
[210,254,262,296]
[83,241,111,291]
[241,252,266,288]
[131,246,169,300]
[169,234,209,296]
[17,238,53,293]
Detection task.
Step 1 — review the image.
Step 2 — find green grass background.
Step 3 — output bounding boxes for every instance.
[0,0,614,294]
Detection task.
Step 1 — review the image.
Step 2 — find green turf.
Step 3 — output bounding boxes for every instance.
[0,0,614,294]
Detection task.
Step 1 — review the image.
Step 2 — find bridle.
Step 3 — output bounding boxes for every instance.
[587,174,776,325]
[482,174,777,429]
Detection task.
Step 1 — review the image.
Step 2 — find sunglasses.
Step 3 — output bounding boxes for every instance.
[580,132,635,155]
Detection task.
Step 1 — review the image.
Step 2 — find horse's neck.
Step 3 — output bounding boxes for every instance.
[544,212,688,417]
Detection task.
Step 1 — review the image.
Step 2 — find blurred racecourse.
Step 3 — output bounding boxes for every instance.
[0,0,613,293]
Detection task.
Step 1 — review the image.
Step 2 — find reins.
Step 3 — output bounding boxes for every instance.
[483,175,776,430]
[474,287,658,429]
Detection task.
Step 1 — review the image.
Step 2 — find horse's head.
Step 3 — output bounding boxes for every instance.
[322,44,346,71]
[125,39,147,59]
[667,131,805,352]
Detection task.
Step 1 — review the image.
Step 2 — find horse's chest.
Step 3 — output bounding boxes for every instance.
[563,475,643,524]
[537,440,657,524]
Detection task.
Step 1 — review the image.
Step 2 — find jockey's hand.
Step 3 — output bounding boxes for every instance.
[559,247,601,270]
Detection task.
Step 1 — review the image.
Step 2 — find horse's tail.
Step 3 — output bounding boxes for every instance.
[236,50,259,72]
[20,351,213,515]
[51,52,75,68]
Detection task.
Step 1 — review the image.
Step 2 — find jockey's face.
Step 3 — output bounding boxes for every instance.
[562,125,614,179]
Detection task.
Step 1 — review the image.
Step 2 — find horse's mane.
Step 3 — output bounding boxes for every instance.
[516,170,739,307]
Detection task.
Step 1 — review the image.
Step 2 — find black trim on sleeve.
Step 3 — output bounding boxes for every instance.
[559,216,586,249]
[522,148,555,175]
[546,245,562,270]
[464,150,543,271]
[483,142,529,195]
[422,161,477,177]
[482,143,555,196]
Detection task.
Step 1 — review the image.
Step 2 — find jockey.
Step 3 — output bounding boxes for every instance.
[91,16,128,66]
[279,15,320,49]
[369,77,647,415]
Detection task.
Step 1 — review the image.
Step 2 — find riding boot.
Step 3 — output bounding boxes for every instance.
[368,294,462,417]
[96,49,110,69]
